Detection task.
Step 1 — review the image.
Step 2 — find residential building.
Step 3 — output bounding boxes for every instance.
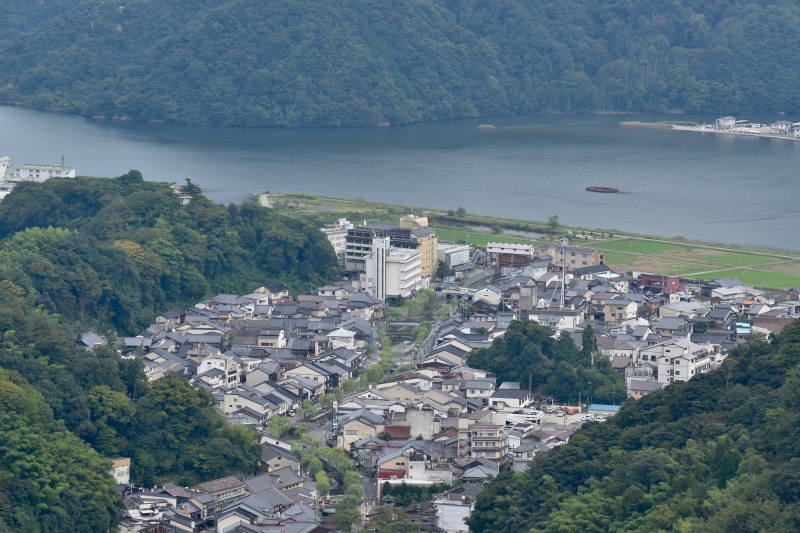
[487,242,535,269]
[603,300,638,323]
[628,379,665,399]
[537,244,604,269]
[641,339,714,384]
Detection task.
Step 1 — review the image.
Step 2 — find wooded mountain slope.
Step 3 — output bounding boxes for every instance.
[1,0,799,126]
[0,172,339,333]
[469,324,800,532]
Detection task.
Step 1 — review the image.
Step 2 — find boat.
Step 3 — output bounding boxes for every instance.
[586,186,619,193]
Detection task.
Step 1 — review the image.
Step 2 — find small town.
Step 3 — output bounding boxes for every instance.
[64,206,795,533]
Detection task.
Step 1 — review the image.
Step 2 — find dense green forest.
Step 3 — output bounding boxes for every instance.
[468,321,624,405]
[0,174,337,532]
[1,0,799,126]
[469,323,800,532]
[0,368,122,532]
[0,172,339,333]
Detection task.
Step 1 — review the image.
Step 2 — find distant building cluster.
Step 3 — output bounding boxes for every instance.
[0,155,76,201]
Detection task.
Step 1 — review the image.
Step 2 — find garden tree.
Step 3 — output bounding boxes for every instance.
[547,215,560,231]
[0,369,123,532]
[361,364,386,385]
[491,224,503,234]
[307,456,323,478]
[300,399,316,418]
[320,394,334,410]
[315,472,331,496]
[468,320,800,533]
[456,207,467,217]
[268,416,292,439]
[330,506,362,532]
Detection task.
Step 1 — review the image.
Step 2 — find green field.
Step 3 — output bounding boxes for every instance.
[270,192,800,289]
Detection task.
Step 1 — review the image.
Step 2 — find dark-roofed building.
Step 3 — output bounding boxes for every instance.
[191,475,248,513]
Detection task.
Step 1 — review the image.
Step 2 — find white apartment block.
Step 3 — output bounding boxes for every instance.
[12,163,76,181]
[364,237,421,301]
[641,339,714,384]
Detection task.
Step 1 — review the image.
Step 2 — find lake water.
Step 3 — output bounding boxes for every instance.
[2,105,799,251]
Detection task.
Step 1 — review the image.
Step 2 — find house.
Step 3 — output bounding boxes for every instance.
[258,328,287,348]
[511,441,537,472]
[603,300,638,323]
[338,409,385,450]
[489,388,532,411]
[464,380,495,405]
[472,286,502,306]
[327,328,357,350]
[638,274,684,294]
[628,379,665,399]
[77,330,107,351]
[652,316,692,338]
[433,483,485,533]
[401,502,438,531]
[537,244,604,269]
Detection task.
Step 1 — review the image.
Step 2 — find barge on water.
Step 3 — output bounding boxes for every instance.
[586,186,619,193]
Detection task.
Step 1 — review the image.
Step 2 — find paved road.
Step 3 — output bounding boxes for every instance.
[310,421,332,443]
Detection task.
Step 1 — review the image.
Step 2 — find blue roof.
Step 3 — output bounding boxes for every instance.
[588,404,620,412]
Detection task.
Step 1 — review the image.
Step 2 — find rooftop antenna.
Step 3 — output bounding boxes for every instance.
[61,155,64,168]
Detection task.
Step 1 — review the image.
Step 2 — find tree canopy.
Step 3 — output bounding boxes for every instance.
[2,0,800,126]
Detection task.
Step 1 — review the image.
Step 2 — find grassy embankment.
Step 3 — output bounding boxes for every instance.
[267,193,800,290]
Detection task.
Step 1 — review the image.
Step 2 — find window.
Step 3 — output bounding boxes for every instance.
[346,430,358,435]
[675,371,680,375]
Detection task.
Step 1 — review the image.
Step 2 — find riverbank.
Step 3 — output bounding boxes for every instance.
[268,192,800,289]
[620,120,800,142]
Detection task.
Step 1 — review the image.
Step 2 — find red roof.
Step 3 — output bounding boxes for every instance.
[383,426,412,439]
[378,468,406,479]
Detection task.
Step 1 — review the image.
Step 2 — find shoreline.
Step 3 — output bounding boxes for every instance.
[620,120,800,142]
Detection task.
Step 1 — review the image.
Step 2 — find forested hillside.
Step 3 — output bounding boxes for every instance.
[469,324,800,532]
[0,172,339,333]
[0,174,337,532]
[0,0,798,126]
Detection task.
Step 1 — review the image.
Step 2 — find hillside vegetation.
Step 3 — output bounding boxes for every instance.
[0,174,338,531]
[1,0,800,126]
[469,323,800,532]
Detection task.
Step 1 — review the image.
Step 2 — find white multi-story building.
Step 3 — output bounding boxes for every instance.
[641,339,714,384]
[363,237,421,301]
[11,163,76,181]
[0,157,76,201]
[320,218,353,269]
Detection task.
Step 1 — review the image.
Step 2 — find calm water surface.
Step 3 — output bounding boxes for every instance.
[2,105,799,251]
